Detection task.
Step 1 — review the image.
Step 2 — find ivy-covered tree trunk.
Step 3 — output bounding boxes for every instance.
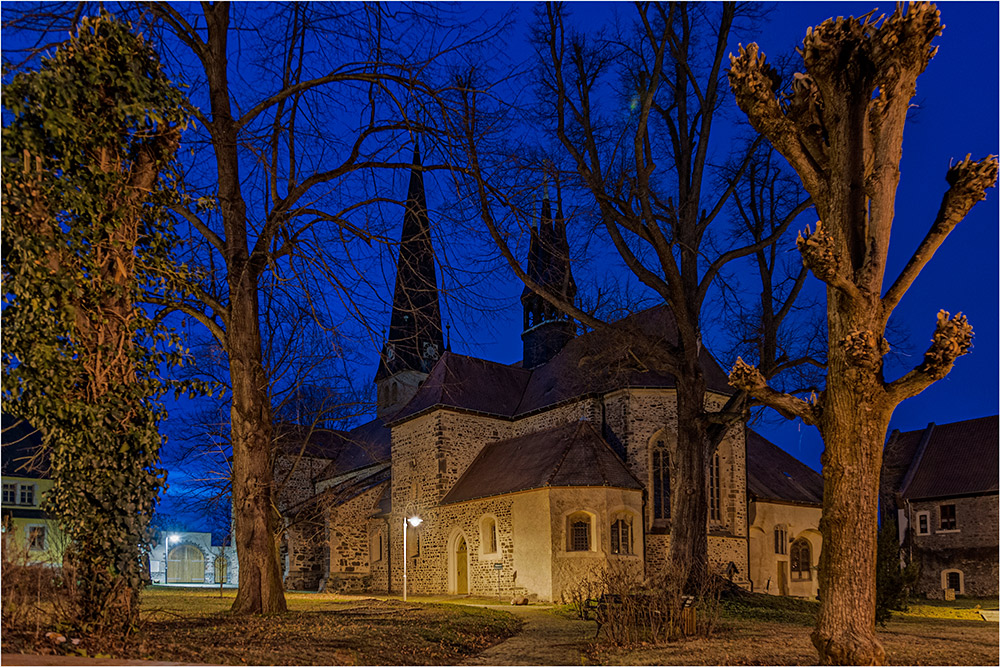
[727,4,997,663]
[1,14,193,631]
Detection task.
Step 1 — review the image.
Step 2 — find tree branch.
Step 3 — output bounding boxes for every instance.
[882,155,998,319]
[886,310,973,404]
[728,357,819,425]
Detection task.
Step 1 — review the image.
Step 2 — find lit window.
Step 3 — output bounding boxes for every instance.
[27,525,46,551]
[610,518,632,555]
[709,453,721,521]
[774,526,788,555]
[480,516,498,554]
[567,513,592,552]
[2,483,15,504]
[652,443,670,520]
[19,484,34,507]
[939,504,956,530]
[790,539,811,580]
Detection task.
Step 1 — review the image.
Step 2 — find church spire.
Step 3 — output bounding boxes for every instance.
[376,142,444,418]
[521,180,576,369]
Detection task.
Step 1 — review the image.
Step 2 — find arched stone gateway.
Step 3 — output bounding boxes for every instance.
[168,543,205,583]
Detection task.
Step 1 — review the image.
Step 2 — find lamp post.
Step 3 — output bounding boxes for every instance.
[402,515,422,602]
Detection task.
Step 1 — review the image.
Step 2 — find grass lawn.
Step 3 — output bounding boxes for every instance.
[590,593,999,666]
[2,587,521,666]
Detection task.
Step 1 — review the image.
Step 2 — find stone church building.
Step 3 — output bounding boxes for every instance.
[276,148,822,601]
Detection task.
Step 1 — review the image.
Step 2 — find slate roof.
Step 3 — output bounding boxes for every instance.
[1,414,49,479]
[746,430,823,506]
[309,418,392,483]
[894,415,998,500]
[441,420,643,505]
[391,305,734,424]
[288,462,390,516]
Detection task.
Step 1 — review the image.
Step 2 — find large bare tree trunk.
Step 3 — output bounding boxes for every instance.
[229,278,287,614]
[202,3,287,614]
[670,361,710,589]
[811,289,892,663]
[728,4,996,663]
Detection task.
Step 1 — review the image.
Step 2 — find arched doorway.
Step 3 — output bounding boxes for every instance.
[168,544,205,583]
[455,535,469,595]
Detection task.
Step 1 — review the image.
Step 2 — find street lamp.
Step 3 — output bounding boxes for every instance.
[402,515,422,602]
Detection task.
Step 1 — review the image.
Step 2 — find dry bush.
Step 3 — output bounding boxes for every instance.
[564,566,603,620]
[1,534,75,637]
[594,558,731,646]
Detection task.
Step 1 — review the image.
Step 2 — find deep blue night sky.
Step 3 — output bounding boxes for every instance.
[4,3,995,533]
[421,1,1000,472]
[157,1,1000,531]
[160,1,998,531]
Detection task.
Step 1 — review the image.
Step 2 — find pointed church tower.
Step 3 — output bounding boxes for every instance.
[521,185,576,369]
[375,143,444,419]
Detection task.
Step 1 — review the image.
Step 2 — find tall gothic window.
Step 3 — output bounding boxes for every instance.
[610,517,632,555]
[709,453,721,521]
[652,442,670,520]
[774,525,788,555]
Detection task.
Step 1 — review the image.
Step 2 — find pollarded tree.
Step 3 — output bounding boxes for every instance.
[727,4,997,663]
[1,14,195,631]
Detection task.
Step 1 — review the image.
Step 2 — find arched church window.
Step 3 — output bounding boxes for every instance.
[480,516,498,554]
[610,517,632,555]
[790,538,811,580]
[567,512,592,552]
[652,441,670,520]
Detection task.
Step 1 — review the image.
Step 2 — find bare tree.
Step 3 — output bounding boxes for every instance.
[727,4,997,663]
[3,1,501,614]
[456,2,813,590]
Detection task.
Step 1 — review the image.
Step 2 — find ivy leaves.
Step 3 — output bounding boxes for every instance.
[2,13,199,632]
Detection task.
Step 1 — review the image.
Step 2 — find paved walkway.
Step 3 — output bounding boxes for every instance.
[459,604,595,666]
[980,610,999,622]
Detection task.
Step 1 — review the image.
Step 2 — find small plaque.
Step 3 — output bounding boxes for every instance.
[494,563,503,570]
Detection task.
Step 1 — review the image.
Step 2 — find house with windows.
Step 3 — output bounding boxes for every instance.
[881,415,999,598]
[746,431,823,597]
[1,414,64,566]
[276,147,822,601]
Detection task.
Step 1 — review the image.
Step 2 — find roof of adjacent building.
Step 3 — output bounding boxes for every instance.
[305,418,392,483]
[1,414,49,479]
[441,420,643,505]
[746,430,823,506]
[274,417,391,484]
[391,305,733,424]
[890,415,999,501]
[288,462,390,516]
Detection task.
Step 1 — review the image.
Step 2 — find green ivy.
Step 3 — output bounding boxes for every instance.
[2,13,202,633]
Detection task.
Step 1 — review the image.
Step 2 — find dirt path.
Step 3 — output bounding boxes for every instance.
[459,604,595,666]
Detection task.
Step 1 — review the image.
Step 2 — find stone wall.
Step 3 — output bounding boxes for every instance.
[322,483,388,593]
[909,493,999,598]
[275,453,331,512]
